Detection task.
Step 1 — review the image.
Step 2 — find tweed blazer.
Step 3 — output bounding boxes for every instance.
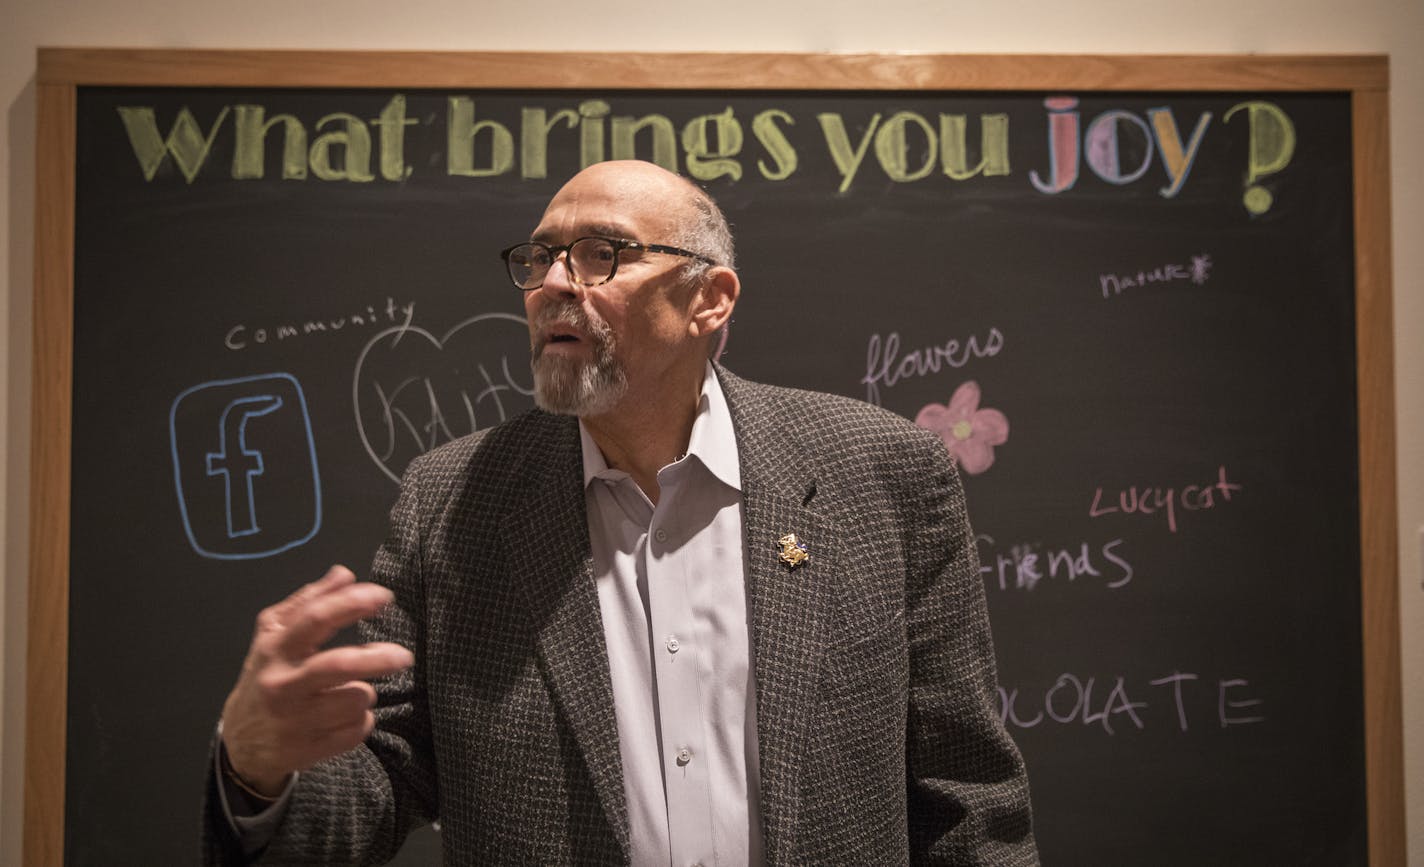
[204,367,1037,866]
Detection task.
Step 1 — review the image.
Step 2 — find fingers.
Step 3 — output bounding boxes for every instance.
[269,579,396,662]
[298,643,415,692]
[252,643,411,712]
[319,679,378,715]
[224,566,411,783]
[292,682,377,736]
[302,710,379,764]
[249,644,410,724]
[259,565,356,632]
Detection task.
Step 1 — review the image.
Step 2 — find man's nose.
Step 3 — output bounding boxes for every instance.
[540,252,581,299]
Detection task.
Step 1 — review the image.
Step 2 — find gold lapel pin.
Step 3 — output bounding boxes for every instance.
[777,533,809,570]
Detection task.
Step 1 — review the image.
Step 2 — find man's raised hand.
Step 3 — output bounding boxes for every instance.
[219,566,415,797]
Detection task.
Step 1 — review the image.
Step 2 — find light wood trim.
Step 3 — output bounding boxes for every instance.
[37,48,1387,92]
[1353,85,1405,867]
[25,82,75,867]
[25,50,1402,865]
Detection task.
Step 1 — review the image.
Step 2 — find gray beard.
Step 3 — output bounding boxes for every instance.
[530,306,628,416]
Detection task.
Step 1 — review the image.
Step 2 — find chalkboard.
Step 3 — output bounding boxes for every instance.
[28,51,1403,866]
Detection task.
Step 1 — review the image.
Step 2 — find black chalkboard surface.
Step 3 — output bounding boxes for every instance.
[55,71,1380,865]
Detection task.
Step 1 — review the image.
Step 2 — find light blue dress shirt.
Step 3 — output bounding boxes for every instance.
[581,363,764,867]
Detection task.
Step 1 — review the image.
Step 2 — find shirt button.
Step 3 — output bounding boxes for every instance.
[654,528,668,543]
[676,747,692,765]
[666,635,680,653]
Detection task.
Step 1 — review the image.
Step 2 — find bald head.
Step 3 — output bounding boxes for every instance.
[555,159,685,203]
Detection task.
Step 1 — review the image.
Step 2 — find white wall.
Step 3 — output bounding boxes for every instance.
[2,1,1420,864]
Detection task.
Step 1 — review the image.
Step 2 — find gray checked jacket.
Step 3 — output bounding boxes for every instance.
[203,366,1038,865]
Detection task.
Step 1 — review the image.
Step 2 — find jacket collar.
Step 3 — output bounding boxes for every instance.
[577,362,741,492]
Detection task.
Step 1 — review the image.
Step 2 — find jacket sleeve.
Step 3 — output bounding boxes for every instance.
[201,453,441,867]
[901,429,1038,865]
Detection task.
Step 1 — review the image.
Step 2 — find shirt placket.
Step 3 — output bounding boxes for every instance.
[646,466,715,867]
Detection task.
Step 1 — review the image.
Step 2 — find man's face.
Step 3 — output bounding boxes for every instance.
[524,163,700,417]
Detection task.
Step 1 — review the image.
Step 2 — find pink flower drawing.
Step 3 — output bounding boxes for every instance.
[915,381,1009,475]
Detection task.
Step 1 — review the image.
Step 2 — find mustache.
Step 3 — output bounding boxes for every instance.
[534,300,592,334]
[531,301,613,357]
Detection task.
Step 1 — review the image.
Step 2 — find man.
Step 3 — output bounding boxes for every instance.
[205,160,1037,865]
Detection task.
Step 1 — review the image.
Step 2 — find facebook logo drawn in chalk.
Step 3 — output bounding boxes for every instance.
[170,373,321,560]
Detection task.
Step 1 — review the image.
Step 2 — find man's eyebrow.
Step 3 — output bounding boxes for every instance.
[582,222,636,239]
[530,222,637,243]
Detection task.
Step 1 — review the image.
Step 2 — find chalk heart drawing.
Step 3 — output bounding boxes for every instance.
[353,312,536,483]
[915,381,1009,475]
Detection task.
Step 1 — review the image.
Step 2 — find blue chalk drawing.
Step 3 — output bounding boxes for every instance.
[170,373,321,560]
[205,394,283,538]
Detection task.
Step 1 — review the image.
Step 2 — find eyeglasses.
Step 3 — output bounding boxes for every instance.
[500,236,714,291]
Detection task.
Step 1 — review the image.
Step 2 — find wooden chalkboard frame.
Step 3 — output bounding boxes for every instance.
[26,49,1400,866]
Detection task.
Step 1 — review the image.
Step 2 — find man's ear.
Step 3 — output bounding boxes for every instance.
[689,266,740,339]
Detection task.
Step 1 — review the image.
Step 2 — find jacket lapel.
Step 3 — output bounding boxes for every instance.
[497,377,840,863]
[502,414,629,859]
[719,369,841,865]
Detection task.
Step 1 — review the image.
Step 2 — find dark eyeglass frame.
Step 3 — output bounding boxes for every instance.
[500,236,716,291]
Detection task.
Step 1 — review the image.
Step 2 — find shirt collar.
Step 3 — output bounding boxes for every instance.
[579,362,741,491]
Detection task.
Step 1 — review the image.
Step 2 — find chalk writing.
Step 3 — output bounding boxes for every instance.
[997,671,1266,734]
[352,312,535,483]
[1218,678,1268,726]
[862,326,1003,406]
[119,95,417,184]
[977,533,1133,590]
[1099,253,1211,299]
[207,394,284,538]
[1029,97,1213,199]
[1224,100,1297,215]
[225,297,415,350]
[1089,465,1242,534]
[169,373,322,560]
[114,95,1296,206]
[817,110,1009,192]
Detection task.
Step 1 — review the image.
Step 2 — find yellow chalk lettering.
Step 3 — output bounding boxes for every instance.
[1225,101,1295,213]
[817,112,881,193]
[370,94,416,181]
[682,108,743,181]
[309,112,375,182]
[117,106,230,183]
[232,106,307,180]
[611,113,678,172]
[1225,101,1295,183]
[874,111,937,182]
[447,97,514,178]
[752,109,797,180]
[579,100,610,167]
[521,107,579,179]
[1148,108,1211,197]
[939,113,1010,180]
[1224,101,1292,214]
